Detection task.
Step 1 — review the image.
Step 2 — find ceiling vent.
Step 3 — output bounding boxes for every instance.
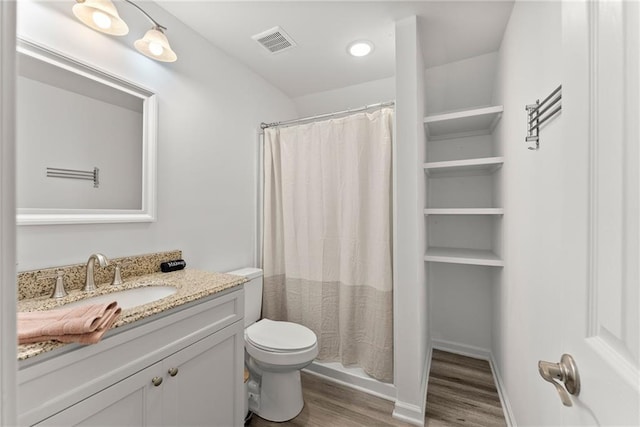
[252,26,297,54]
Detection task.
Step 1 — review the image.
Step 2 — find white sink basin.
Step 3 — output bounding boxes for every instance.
[63,286,178,310]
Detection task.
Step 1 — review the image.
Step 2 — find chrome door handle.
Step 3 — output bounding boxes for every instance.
[538,354,580,406]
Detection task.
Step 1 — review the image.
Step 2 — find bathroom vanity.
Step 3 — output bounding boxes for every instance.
[17,270,246,426]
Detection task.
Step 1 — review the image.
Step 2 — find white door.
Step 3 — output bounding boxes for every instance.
[556,0,640,424]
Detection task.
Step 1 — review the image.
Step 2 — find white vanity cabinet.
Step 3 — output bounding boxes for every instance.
[18,287,245,427]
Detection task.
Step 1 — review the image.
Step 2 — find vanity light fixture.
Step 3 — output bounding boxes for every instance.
[134,27,177,62]
[72,0,178,62]
[72,0,129,35]
[347,40,374,57]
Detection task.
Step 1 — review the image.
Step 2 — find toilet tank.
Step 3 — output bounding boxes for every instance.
[226,267,263,328]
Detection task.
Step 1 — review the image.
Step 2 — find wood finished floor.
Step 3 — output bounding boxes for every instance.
[425,350,506,427]
[248,349,506,427]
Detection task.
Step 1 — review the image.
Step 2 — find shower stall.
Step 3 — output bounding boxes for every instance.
[257,103,396,397]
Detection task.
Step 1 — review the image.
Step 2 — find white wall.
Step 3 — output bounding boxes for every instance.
[293,50,497,120]
[393,16,429,426]
[15,0,296,272]
[430,263,494,350]
[293,76,394,117]
[425,52,498,115]
[492,1,564,425]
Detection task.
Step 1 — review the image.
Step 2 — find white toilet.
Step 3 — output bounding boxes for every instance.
[227,268,318,422]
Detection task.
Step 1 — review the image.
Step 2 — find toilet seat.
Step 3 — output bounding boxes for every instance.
[246,319,317,353]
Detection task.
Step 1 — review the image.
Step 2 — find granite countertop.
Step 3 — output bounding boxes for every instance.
[17,269,247,361]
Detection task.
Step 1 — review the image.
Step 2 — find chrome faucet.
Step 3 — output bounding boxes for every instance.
[83,253,109,292]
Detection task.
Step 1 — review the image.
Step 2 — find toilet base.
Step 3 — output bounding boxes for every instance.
[256,370,304,422]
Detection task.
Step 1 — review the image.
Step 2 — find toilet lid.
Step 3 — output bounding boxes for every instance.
[246,319,317,352]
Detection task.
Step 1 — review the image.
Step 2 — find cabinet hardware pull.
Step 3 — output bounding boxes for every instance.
[168,367,179,377]
[151,376,163,387]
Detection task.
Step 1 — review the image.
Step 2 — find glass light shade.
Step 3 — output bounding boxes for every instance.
[134,28,178,62]
[92,11,112,29]
[348,41,374,57]
[72,0,129,36]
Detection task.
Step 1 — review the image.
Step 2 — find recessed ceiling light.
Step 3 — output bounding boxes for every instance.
[348,40,374,57]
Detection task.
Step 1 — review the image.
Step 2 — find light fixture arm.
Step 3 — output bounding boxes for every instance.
[122,0,166,31]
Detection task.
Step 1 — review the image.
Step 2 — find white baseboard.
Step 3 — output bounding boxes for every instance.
[488,354,517,427]
[432,338,492,360]
[303,361,396,401]
[392,343,432,427]
[431,339,516,427]
[392,401,424,426]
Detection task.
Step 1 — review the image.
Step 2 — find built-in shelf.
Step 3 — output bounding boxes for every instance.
[424,208,504,215]
[424,247,504,267]
[424,105,504,140]
[423,156,504,177]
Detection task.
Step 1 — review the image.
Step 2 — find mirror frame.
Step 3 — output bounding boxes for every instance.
[16,37,157,225]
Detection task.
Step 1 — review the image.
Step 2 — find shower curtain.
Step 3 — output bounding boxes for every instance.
[262,107,393,382]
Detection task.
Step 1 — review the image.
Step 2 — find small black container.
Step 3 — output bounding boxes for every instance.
[160,259,186,273]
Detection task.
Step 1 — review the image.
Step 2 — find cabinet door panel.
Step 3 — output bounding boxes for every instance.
[35,363,162,427]
[162,322,243,427]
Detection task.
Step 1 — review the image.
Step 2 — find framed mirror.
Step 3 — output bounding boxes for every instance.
[16,38,157,225]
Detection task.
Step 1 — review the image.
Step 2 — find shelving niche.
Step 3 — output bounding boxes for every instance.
[424,105,503,141]
[424,105,503,267]
[423,157,504,177]
[424,247,503,267]
[424,104,503,353]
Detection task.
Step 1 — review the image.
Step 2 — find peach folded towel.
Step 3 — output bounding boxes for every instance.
[18,302,121,345]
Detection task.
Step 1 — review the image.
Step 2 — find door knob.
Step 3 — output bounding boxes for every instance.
[151,376,163,387]
[538,354,580,406]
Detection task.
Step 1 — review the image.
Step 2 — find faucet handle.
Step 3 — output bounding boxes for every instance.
[110,261,132,286]
[39,270,67,299]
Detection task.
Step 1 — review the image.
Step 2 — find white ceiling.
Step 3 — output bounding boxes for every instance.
[158,1,515,98]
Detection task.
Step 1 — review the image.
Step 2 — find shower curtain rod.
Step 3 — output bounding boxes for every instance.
[260,100,395,130]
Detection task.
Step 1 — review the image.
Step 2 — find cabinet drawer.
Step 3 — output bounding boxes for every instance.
[18,287,243,426]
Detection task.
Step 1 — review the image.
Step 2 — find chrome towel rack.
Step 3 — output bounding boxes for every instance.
[46,167,100,188]
[525,85,562,150]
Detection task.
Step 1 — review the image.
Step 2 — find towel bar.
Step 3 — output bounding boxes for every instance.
[46,166,99,188]
[525,85,562,150]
